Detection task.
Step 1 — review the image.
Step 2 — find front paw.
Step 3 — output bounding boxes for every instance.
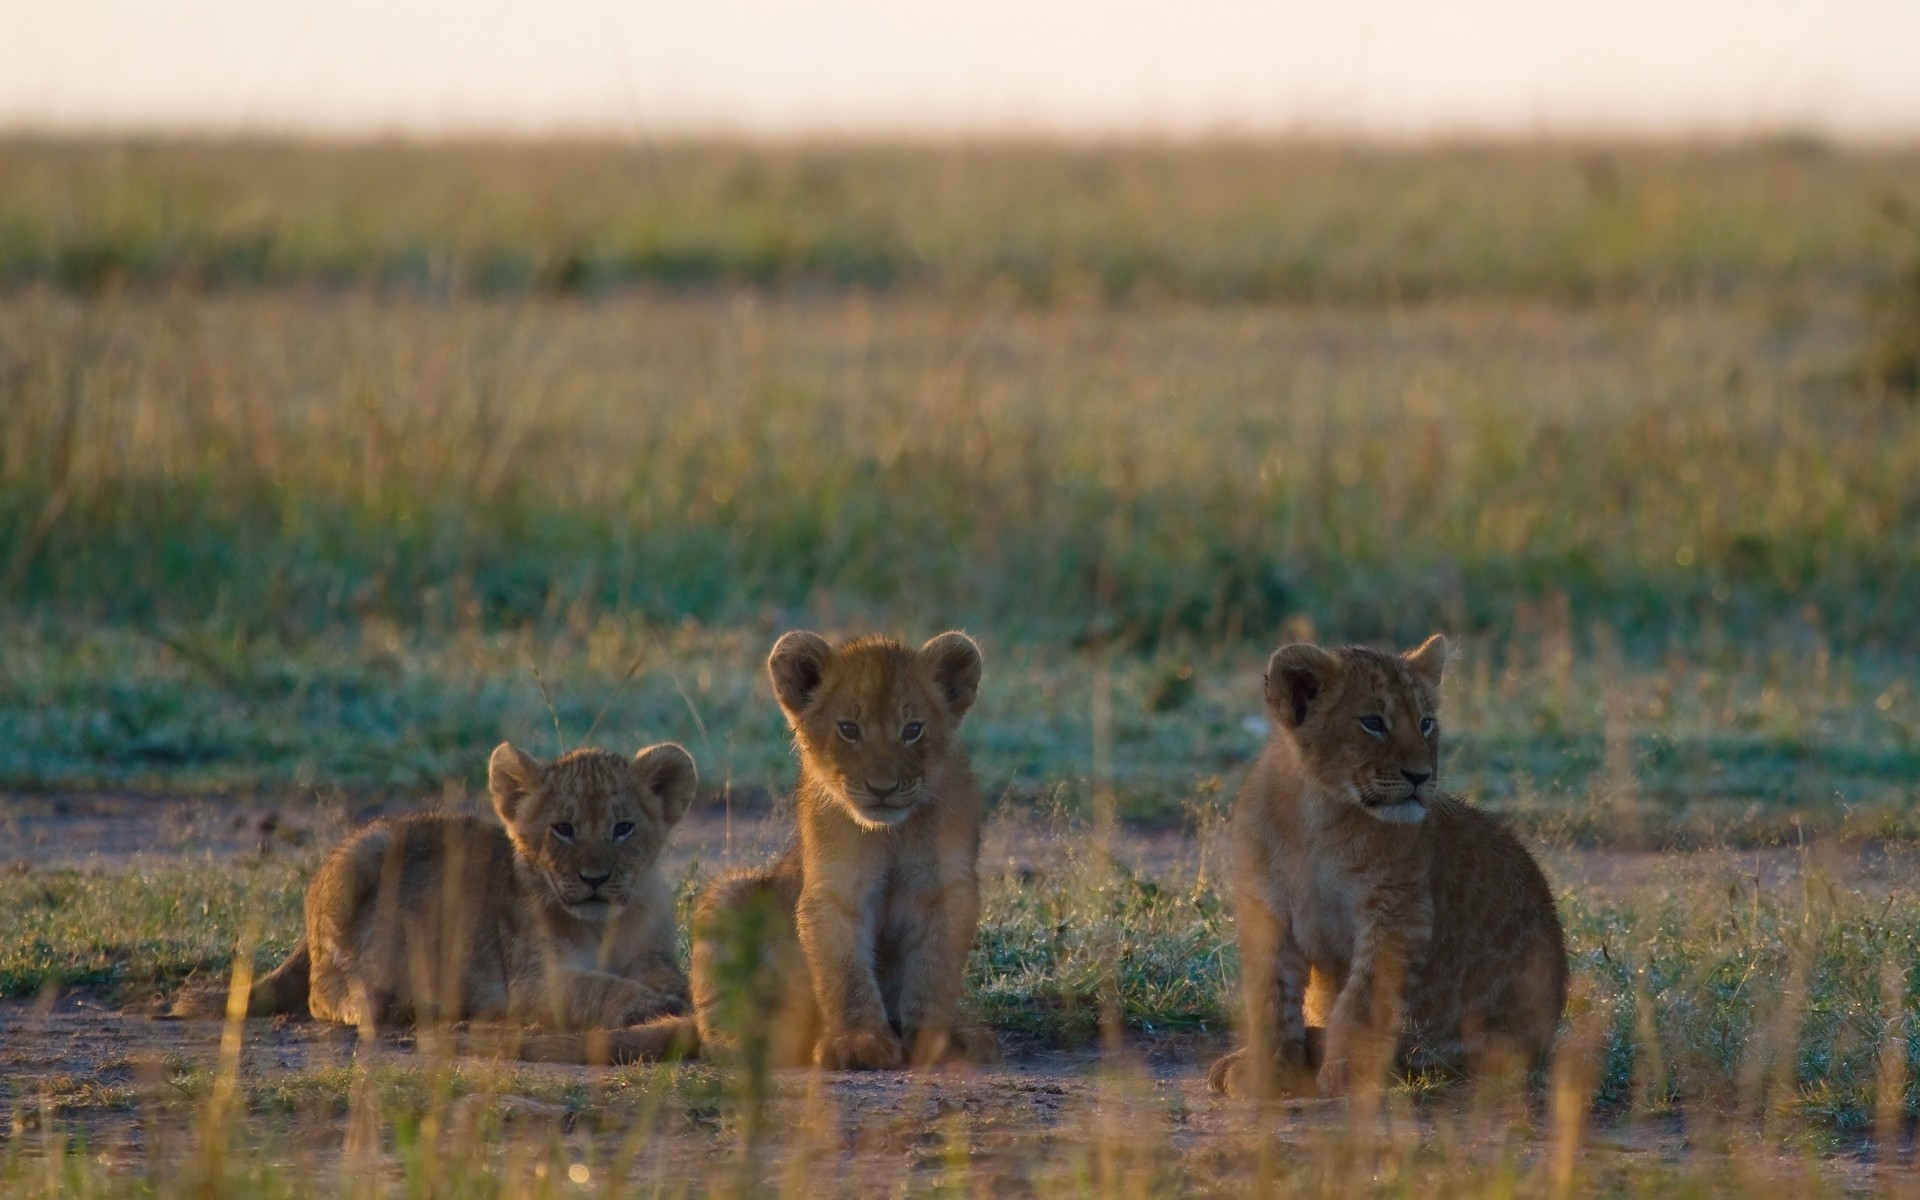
[1315,1054,1350,1096]
[815,1027,904,1070]
[947,1025,1001,1065]
[1207,1047,1315,1099]
[616,989,687,1025]
[906,1025,1000,1067]
[1316,1023,1399,1095]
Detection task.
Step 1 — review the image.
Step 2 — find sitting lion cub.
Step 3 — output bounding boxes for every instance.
[1208,636,1567,1098]
[635,631,995,1071]
[184,743,697,1032]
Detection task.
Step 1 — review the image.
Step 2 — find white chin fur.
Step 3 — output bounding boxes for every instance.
[1365,799,1428,825]
[841,794,911,830]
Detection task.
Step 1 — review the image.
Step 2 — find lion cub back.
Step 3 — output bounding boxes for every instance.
[1398,795,1568,1070]
[303,812,517,1026]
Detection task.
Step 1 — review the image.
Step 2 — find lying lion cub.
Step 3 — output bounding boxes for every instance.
[1208,636,1567,1098]
[178,743,696,1033]
[598,631,995,1070]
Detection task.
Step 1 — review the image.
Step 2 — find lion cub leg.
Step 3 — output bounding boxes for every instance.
[514,959,684,1030]
[882,875,996,1067]
[621,957,693,1021]
[1316,905,1431,1096]
[1208,899,1314,1098]
[796,869,901,1070]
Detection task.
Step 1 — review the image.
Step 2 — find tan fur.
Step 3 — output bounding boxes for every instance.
[1207,635,1567,1098]
[639,631,996,1071]
[181,744,697,1035]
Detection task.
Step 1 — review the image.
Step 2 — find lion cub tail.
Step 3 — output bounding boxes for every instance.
[516,1016,700,1066]
[169,938,312,1019]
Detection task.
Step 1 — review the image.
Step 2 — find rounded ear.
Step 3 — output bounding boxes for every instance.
[768,631,834,720]
[488,742,543,823]
[1264,644,1342,730]
[920,631,983,719]
[1404,634,1448,689]
[632,743,698,828]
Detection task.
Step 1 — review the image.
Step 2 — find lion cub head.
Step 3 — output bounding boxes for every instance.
[488,742,698,917]
[1263,635,1448,825]
[767,631,984,831]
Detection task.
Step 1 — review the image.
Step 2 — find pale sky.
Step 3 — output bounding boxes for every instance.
[5,0,1920,137]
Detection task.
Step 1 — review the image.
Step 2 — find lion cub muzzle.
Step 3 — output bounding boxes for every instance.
[853,776,924,824]
[1360,767,1433,823]
[560,866,620,912]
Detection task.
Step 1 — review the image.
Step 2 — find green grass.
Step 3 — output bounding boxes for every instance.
[6,139,1920,651]
[7,831,1920,1136]
[5,279,1920,823]
[6,619,1919,842]
[8,284,1920,649]
[0,862,304,999]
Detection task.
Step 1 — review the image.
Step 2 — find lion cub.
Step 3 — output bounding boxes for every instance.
[687,631,994,1070]
[1207,636,1567,1098]
[189,743,697,1032]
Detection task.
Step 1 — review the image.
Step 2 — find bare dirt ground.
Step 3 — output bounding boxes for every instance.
[2,791,1906,1191]
[5,992,1748,1194]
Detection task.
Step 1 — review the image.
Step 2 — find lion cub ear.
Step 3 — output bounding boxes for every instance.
[488,742,543,823]
[632,743,698,828]
[920,631,984,719]
[768,631,834,721]
[1404,634,1449,689]
[1264,644,1342,731]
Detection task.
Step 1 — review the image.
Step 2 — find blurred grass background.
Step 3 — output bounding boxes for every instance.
[3,136,1919,825]
[4,137,1919,301]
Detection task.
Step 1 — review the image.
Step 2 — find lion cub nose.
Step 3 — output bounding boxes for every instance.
[866,779,900,800]
[578,870,613,888]
[1401,769,1431,787]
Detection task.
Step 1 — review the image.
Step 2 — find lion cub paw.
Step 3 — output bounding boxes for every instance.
[1206,1048,1316,1099]
[613,989,687,1027]
[946,1025,1002,1065]
[815,1028,904,1071]
[1315,1055,1349,1097]
[906,1025,1001,1067]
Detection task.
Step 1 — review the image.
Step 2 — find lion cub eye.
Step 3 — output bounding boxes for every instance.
[836,720,861,742]
[611,821,635,841]
[901,721,925,743]
[1419,716,1437,736]
[1358,715,1388,736]
[551,822,576,842]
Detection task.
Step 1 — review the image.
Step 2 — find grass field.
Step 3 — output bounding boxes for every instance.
[4,136,1920,1195]
[7,137,1919,300]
